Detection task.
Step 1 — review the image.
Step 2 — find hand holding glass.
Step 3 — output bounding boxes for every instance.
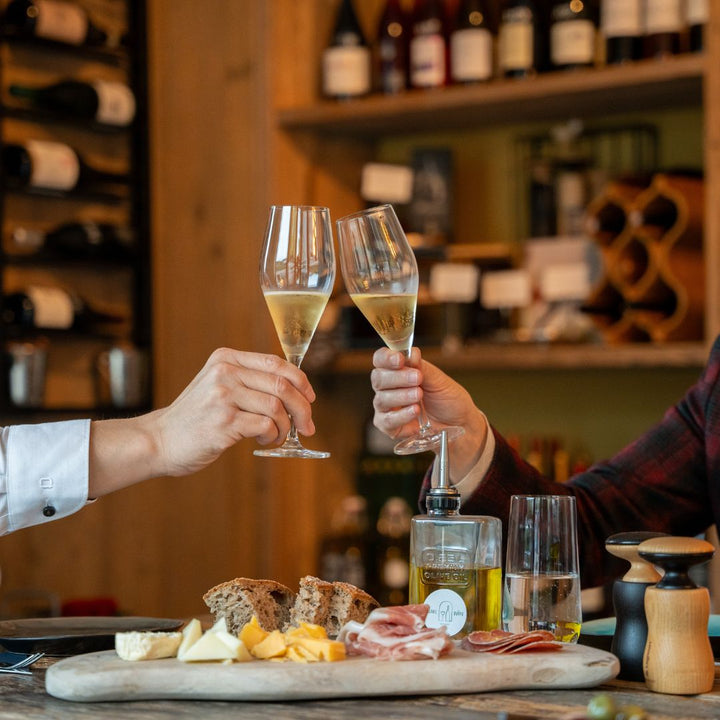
[336,204,463,455]
[504,494,582,642]
[254,205,335,459]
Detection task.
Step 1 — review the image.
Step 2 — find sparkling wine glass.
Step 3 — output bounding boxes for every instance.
[254,205,335,459]
[336,204,463,455]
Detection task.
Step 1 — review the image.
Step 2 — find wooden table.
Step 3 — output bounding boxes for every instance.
[2,658,720,719]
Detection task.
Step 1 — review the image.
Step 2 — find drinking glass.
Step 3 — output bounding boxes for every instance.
[336,204,463,455]
[504,494,582,642]
[254,205,335,459]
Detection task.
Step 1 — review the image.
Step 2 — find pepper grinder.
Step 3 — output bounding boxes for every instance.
[605,531,667,681]
[639,535,715,695]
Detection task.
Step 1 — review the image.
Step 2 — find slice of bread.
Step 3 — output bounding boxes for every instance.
[287,575,335,630]
[202,577,295,634]
[326,580,380,638]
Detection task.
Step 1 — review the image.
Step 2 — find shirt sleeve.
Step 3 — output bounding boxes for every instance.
[0,419,91,536]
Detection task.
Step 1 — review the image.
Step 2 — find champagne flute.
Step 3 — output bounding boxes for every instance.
[254,205,335,459]
[336,204,463,455]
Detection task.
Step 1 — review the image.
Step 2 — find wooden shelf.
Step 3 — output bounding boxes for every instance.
[325,342,709,374]
[278,54,705,136]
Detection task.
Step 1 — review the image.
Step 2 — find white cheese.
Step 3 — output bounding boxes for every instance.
[115,631,182,661]
[178,627,251,662]
[177,618,203,659]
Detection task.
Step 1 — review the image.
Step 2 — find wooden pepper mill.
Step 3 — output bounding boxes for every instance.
[605,531,667,681]
[639,535,715,695]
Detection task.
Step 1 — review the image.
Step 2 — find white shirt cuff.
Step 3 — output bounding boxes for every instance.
[1,419,91,535]
[429,413,496,502]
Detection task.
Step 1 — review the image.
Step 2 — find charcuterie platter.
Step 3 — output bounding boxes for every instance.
[46,643,618,702]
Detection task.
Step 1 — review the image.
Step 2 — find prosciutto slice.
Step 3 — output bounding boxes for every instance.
[338,604,454,661]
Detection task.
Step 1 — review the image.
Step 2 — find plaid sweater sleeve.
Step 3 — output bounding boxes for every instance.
[420,336,720,588]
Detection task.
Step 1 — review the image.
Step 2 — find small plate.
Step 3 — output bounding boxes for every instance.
[0,616,183,656]
[580,615,720,658]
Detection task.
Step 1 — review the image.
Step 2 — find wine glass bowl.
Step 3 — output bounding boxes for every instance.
[254,205,335,459]
[336,204,463,455]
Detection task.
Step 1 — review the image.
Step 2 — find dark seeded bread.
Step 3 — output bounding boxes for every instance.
[202,577,295,634]
[326,580,379,638]
[287,575,335,630]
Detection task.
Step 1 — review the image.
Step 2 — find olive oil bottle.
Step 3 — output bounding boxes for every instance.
[409,431,502,638]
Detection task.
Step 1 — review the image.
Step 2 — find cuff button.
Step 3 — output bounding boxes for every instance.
[42,505,56,517]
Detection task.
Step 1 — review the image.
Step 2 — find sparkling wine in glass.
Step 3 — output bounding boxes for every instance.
[336,204,463,455]
[254,205,335,459]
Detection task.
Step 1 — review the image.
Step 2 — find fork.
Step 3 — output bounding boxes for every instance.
[0,652,44,675]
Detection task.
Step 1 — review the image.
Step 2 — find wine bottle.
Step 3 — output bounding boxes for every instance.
[687,0,708,53]
[602,0,644,64]
[644,0,683,58]
[11,221,136,260]
[450,0,494,84]
[1,285,125,332]
[2,140,129,193]
[409,0,448,89]
[322,0,371,100]
[374,0,409,95]
[1,0,108,47]
[498,0,543,78]
[9,79,136,127]
[549,0,598,71]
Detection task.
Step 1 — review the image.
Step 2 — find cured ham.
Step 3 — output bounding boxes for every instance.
[338,604,454,661]
[461,629,562,654]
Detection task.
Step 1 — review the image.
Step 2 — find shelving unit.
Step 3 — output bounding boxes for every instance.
[0,0,152,414]
[268,1,718,370]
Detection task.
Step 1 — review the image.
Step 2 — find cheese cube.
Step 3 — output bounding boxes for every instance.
[115,631,183,661]
[251,629,287,659]
[292,636,346,662]
[239,615,268,650]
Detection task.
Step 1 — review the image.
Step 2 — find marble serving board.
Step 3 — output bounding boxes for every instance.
[46,644,619,703]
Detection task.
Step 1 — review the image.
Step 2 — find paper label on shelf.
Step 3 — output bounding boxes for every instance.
[322,46,371,97]
[481,270,531,309]
[429,263,479,303]
[450,28,493,82]
[551,20,596,65]
[645,0,683,33]
[410,35,445,87]
[93,81,136,126]
[539,263,591,302]
[26,286,74,329]
[26,140,80,191]
[601,0,644,36]
[34,0,87,45]
[361,163,414,204]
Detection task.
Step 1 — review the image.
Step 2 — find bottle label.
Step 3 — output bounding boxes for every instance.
[322,45,371,97]
[34,0,88,45]
[423,588,467,636]
[551,20,596,66]
[93,81,136,126]
[498,23,533,71]
[601,0,644,37]
[645,0,683,33]
[686,0,708,25]
[451,28,493,82]
[410,34,445,87]
[26,286,74,329]
[25,140,80,191]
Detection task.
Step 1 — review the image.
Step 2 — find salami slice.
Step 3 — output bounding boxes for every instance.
[461,629,562,654]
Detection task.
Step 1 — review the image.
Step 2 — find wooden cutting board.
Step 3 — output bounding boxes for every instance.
[46,644,619,702]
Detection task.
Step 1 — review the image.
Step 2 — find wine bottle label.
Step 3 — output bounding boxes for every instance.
[686,0,709,25]
[410,34,446,87]
[25,140,80,191]
[450,28,493,82]
[34,0,88,45]
[26,286,74,329]
[602,0,644,37]
[645,0,683,33]
[92,81,136,126]
[551,19,596,65]
[498,22,533,71]
[322,45,371,97]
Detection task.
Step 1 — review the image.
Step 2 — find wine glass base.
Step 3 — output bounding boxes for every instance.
[254,446,330,459]
[393,425,465,455]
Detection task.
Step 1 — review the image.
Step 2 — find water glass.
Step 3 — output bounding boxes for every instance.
[504,494,582,642]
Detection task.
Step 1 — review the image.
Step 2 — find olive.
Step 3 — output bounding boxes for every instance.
[586,693,617,720]
[615,705,647,720]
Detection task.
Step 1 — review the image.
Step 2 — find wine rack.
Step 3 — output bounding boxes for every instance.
[585,173,704,344]
[0,0,151,414]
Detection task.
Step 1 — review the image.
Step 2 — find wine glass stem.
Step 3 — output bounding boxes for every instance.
[284,354,304,446]
[405,349,432,437]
